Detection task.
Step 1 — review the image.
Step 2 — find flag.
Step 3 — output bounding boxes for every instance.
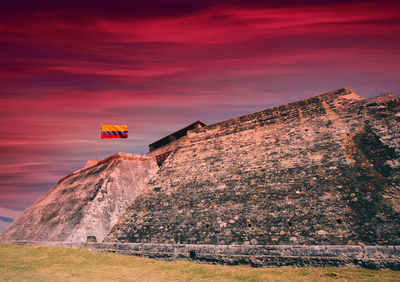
[101,125,128,139]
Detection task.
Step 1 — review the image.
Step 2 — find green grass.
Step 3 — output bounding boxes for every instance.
[0,244,399,281]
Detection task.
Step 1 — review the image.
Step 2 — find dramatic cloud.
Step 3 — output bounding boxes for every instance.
[0,0,399,222]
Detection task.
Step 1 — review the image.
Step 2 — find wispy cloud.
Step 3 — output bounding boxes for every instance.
[0,0,399,212]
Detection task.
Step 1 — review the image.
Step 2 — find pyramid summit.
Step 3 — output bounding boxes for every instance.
[2,87,400,268]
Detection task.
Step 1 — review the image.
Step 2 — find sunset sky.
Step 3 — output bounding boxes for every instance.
[1,0,399,228]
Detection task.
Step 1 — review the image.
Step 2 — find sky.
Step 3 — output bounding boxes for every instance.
[0,0,400,229]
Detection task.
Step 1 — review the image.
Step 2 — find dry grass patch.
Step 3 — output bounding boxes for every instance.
[0,244,399,281]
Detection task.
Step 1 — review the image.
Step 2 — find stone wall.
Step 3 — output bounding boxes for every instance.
[86,242,400,269]
[4,241,400,270]
[108,88,400,246]
[1,87,399,268]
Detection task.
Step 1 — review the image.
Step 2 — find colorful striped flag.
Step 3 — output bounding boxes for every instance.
[101,125,128,139]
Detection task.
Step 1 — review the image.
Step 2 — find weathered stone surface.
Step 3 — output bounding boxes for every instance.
[0,153,158,243]
[86,243,400,269]
[108,88,400,246]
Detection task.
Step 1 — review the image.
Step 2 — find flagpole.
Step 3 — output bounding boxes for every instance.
[96,121,102,160]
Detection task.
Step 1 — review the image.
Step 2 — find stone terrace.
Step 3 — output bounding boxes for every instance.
[109,88,400,246]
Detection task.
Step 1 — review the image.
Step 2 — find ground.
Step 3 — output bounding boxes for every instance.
[0,244,399,281]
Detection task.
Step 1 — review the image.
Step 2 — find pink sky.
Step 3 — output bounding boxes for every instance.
[0,0,399,225]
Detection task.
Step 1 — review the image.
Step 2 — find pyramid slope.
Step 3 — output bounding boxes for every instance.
[108,88,400,246]
[1,153,158,243]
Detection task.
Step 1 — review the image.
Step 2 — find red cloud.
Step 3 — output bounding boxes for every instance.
[0,0,399,214]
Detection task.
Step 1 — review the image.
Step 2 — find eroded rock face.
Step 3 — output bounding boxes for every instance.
[0,153,158,243]
[108,88,400,246]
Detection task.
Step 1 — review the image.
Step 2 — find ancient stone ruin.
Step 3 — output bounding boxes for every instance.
[1,87,400,268]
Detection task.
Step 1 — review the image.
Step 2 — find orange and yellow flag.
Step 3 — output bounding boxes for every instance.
[101,125,128,139]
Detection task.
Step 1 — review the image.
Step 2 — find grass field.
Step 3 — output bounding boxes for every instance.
[0,244,399,281]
